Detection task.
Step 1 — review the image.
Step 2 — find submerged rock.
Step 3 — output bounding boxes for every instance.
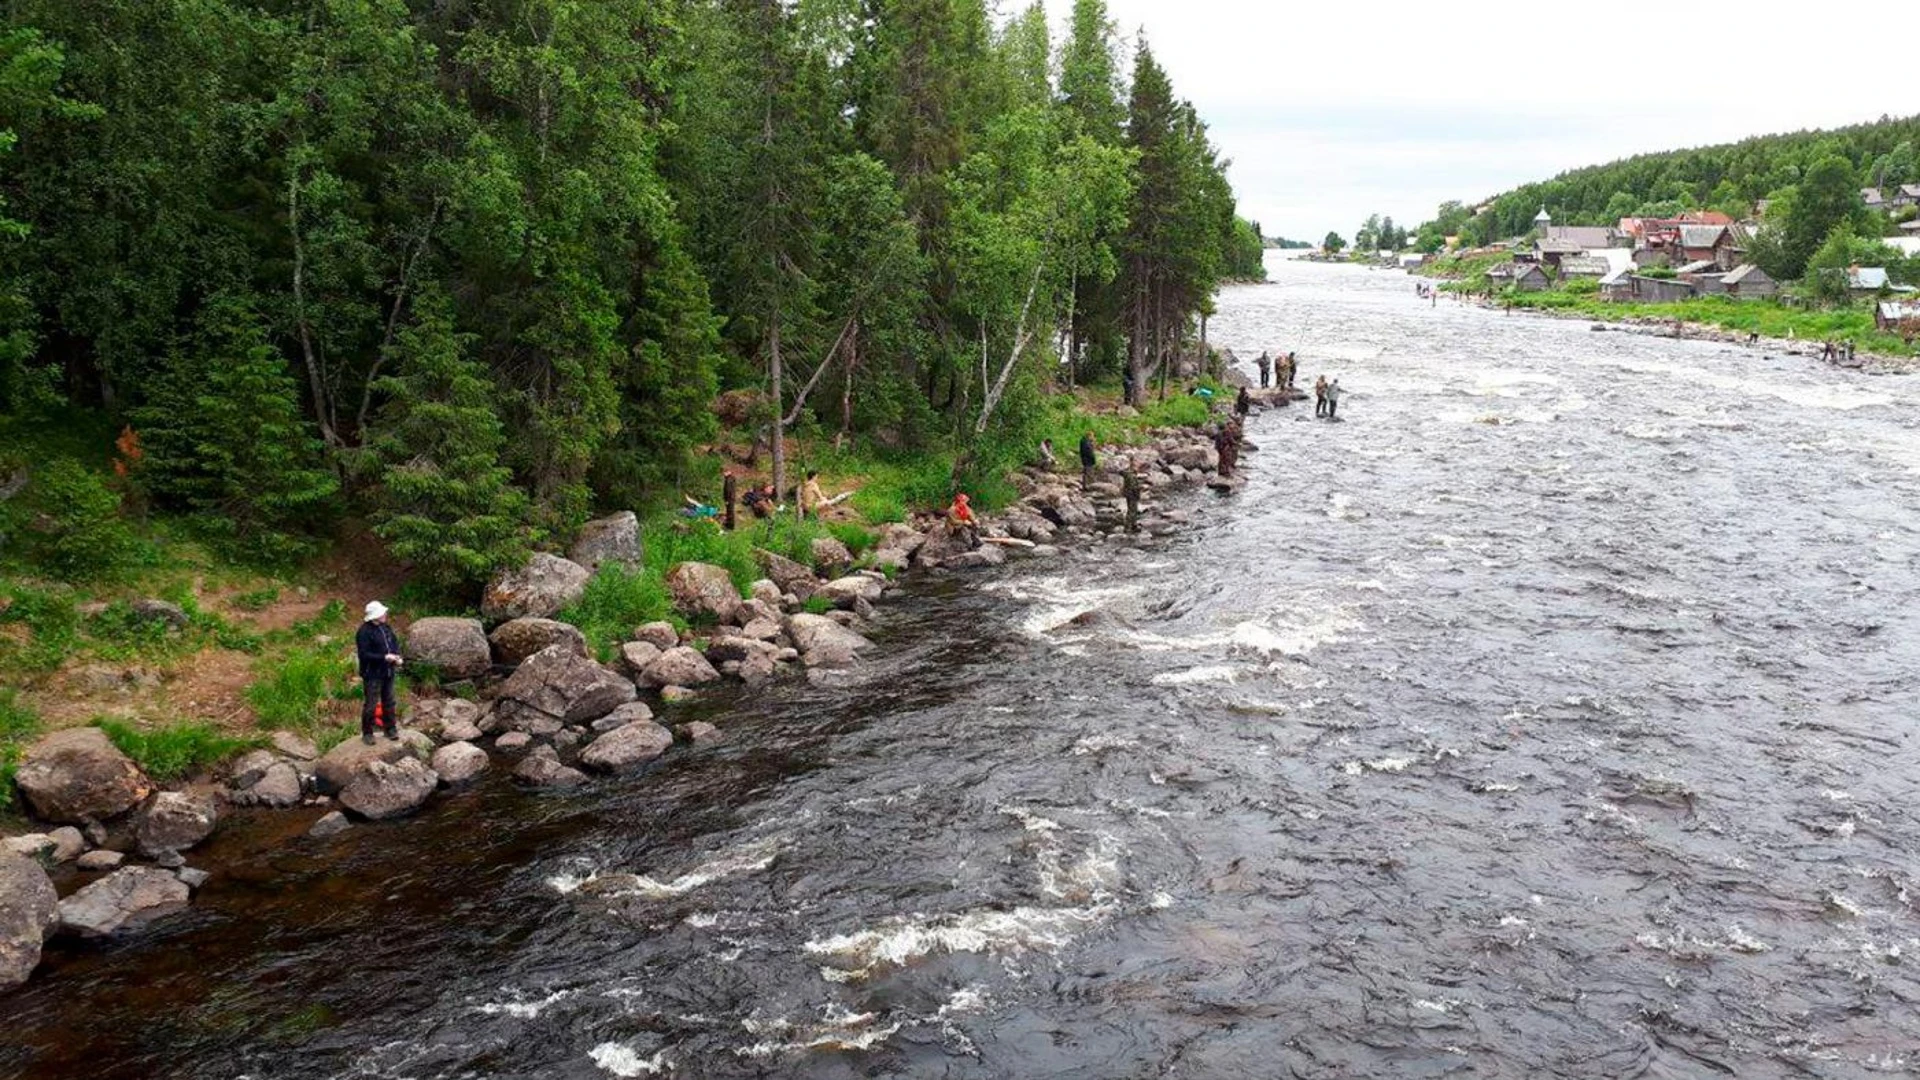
[307,811,351,840]
[56,866,190,939]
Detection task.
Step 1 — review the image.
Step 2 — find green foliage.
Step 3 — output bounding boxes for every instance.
[557,563,675,660]
[801,594,835,616]
[245,646,352,730]
[369,290,531,593]
[1322,231,1346,253]
[0,578,79,673]
[0,457,147,582]
[0,687,40,813]
[133,294,339,562]
[1563,277,1600,295]
[94,718,261,783]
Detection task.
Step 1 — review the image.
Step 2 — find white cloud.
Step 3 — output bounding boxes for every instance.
[1041,0,1919,239]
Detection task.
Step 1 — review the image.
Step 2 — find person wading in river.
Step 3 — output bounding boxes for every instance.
[1256,352,1272,388]
[357,601,403,744]
[1314,375,1329,417]
[1079,431,1097,491]
[1215,422,1240,478]
[1235,385,1252,418]
[1326,378,1342,420]
[1122,462,1143,533]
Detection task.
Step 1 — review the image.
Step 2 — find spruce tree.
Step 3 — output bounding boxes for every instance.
[369,290,530,592]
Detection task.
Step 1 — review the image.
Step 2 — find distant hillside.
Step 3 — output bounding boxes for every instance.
[1425,114,1920,245]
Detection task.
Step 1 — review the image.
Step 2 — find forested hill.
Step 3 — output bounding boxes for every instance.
[1430,113,1920,245]
[0,0,1262,592]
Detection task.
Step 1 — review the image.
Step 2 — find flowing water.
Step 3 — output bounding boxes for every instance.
[8,256,1920,1079]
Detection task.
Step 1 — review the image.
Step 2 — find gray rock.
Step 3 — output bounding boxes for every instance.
[660,686,698,705]
[676,721,724,746]
[46,827,86,864]
[818,575,884,608]
[75,849,125,872]
[810,536,854,576]
[57,866,189,938]
[942,545,1007,570]
[618,640,663,679]
[568,511,642,572]
[595,701,655,731]
[268,731,319,760]
[912,522,976,567]
[704,635,780,666]
[0,851,57,991]
[665,562,741,622]
[175,867,211,890]
[152,849,186,870]
[403,617,492,680]
[748,579,784,605]
[248,763,304,809]
[14,728,154,825]
[130,599,190,631]
[441,719,483,744]
[490,617,590,667]
[631,621,680,652]
[640,646,721,689]
[579,721,674,772]
[307,811,351,839]
[512,755,588,789]
[430,741,490,785]
[338,758,438,820]
[228,749,278,790]
[739,617,783,641]
[482,552,592,623]
[757,551,820,601]
[135,790,220,857]
[783,613,875,668]
[495,731,533,752]
[1,834,53,861]
[313,737,418,795]
[551,729,581,749]
[493,644,636,732]
[877,523,927,558]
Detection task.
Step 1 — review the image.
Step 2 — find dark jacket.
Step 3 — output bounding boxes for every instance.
[1078,435,1097,467]
[357,620,400,681]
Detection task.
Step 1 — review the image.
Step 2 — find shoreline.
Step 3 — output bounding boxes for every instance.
[1479,297,1920,374]
[0,399,1264,995]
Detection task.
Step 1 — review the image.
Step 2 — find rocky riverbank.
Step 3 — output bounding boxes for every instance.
[0,409,1262,995]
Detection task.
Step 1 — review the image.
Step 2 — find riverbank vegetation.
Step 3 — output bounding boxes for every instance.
[0,1,1260,750]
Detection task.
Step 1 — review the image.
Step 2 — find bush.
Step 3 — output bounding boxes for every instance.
[246,646,352,729]
[0,458,147,582]
[0,580,80,674]
[559,563,675,659]
[0,689,42,814]
[94,718,261,783]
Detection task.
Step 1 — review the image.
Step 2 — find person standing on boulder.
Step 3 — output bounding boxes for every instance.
[357,601,403,744]
[1122,463,1143,534]
[1078,431,1097,491]
[1235,386,1252,418]
[1256,352,1272,388]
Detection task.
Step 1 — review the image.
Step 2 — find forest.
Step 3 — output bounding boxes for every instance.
[0,0,1263,591]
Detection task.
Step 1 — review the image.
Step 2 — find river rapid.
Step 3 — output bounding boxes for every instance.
[7,255,1920,1079]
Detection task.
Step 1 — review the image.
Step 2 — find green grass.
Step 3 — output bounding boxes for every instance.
[93,718,263,783]
[1503,292,1915,356]
[232,586,281,611]
[801,595,835,616]
[557,563,675,659]
[0,689,44,817]
[0,579,83,674]
[246,645,354,730]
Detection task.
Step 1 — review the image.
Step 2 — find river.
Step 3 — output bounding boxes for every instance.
[6,255,1920,1079]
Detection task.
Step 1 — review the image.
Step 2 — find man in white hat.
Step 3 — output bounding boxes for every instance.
[355,600,403,744]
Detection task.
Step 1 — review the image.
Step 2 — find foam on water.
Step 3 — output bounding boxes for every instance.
[473,988,574,1019]
[561,839,782,901]
[589,1044,671,1077]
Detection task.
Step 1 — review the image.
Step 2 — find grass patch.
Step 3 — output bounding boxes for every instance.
[0,580,82,674]
[558,563,676,660]
[1503,292,1914,356]
[801,595,835,616]
[246,645,354,729]
[0,689,44,817]
[93,718,262,783]
[232,586,281,611]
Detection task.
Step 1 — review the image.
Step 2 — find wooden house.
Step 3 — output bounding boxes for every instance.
[1876,300,1920,334]
[1511,263,1550,291]
[1892,184,1920,209]
[1630,275,1696,302]
[1863,187,1887,210]
[1721,264,1776,299]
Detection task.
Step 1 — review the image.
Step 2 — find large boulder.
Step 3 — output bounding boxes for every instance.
[817,575,884,609]
[482,553,592,623]
[0,851,58,991]
[783,614,875,668]
[493,644,637,732]
[338,757,438,820]
[568,511,642,572]
[665,562,741,622]
[14,728,154,825]
[810,536,854,576]
[1164,443,1219,472]
[403,617,492,680]
[134,791,220,857]
[490,618,589,667]
[639,646,721,689]
[756,550,819,600]
[913,522,977,567]
[579,721,675,773]
[430,741,490,786]
[313,737,418,795]
[56,866,190,939]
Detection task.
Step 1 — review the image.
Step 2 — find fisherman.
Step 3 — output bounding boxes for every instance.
[1235,385,1252,417]
[1122,462,1143,534]
[722,468,738,531]
[1314,375,1329,417]
[1285,351,1298,388]
[1326,378,1342,420]
[947,492,980,549]
[1215,420,1240,478]
[356,601,402,745]
[1255,352,1272,388]
[1078,430,1097,491]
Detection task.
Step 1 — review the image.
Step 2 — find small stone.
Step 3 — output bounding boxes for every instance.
[152,850,186,869]
[249,763,304,808]
[631,621,680,652]
[441,718,484,743]
[593,702,653,732]
[307,811,351,839]
[46,827,86,864]
[268,731,319,760]
[2,835,53,861]
[676,721,723,745]
[660,686,697,704]
[512,755,588,789]
[495,731,533,752]
[76,849,125,872]
[175,867,210,890]
[552,729,581,750]
[135,790,221,857]
[430,741,490,786]
[618,640,663,678]
[228,749,278,790]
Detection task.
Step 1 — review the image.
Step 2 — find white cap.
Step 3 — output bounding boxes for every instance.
[365,600,389,621]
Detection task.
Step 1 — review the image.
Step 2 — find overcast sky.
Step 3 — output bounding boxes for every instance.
[1042,0,1920,242]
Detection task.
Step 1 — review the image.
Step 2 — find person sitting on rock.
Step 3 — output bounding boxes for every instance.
[356,601,403,745]
[742,482,776,520]
[947,493,981,549]
[1038,437,1057,469]
[801,469,827,520]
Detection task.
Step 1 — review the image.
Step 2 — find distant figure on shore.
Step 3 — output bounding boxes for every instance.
[1326,379,1342,420]
[1256,352,1272,388]
[722,469,738,531]
[681,493,719,521]
[357,601,402,745]
[1038,437,1056,469]
[1285,352,1298,389]
[800,470,827,519]
[1079,431,1097,491]
[1123,464,1143,533]
[1234,386,1251,417]
[743,482,776,520]
[1314,375,1329,417]
[1215,422,1240,478]
[947,492,980,549]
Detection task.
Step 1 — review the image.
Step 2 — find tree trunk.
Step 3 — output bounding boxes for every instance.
[1064,268,1078,390]
[770,309,785,510]
[288,166,340,449]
